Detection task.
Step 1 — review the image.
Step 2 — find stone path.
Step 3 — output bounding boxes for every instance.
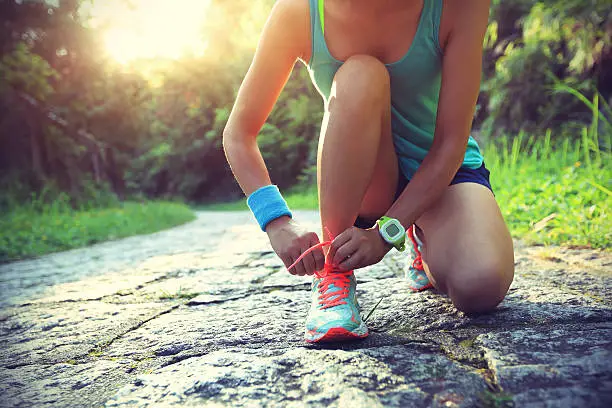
[1,211,611,407]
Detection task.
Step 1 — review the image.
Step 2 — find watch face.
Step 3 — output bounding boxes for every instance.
[386,223,401,237]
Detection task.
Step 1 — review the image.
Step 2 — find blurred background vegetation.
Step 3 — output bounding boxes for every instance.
[0,0,610,261]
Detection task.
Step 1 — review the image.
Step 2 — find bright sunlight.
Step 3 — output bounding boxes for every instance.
[84,0,211,64]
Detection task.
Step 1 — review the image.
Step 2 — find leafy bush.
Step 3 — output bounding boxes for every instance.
[481,0,612,137]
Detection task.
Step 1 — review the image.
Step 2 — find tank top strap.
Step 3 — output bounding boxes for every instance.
[429,0,444,54]
[318,0,325,35]
[407,0,443,56]
[308,0,327,66]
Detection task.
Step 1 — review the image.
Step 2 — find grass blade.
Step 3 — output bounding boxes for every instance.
[586,180,612,197]
[364,296,384,323]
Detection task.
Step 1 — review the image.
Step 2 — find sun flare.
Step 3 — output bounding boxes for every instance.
[85,0,211,64]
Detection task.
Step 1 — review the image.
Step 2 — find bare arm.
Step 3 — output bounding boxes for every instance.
[385,0,490,226]
[222,0,324,275]
[222,0,310,196]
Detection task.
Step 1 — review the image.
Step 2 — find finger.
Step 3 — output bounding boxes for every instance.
[307,233,325,272]
[332,238,360,266]
[338,251,363,271]
[285,253,299,275]
[327,229,352,264]
[313,246,325,272]
[291,249,307,276]
[307,252,320,275]
[300,242,317,276]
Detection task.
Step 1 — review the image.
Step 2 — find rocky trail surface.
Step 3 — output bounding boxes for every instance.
[1,211,611,407]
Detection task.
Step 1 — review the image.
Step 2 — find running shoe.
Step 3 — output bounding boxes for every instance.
[406,225,434,291]
[304,263,368,343]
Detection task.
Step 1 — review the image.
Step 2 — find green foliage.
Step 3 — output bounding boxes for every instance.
[0,200,195,262]
[0,42,59,100]
[486,134,610,249]
[487,86,611,248]
[481,0,611,136]
[124,56,243,201]
[0,177,120,213]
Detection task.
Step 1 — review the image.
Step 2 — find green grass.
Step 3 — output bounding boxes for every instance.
[484,130,610,248]
[478,390,514,408]
[0,201,196,263]
[201,131,610,249]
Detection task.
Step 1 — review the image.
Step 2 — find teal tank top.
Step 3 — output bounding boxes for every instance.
[306,0,483,180]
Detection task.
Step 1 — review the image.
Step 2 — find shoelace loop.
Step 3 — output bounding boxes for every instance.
[286,229,352,310]
[407,226,424,272]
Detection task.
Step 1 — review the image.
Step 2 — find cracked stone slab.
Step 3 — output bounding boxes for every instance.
[478,322,612,407]
[99,291,312,363]
[357,274,612,335]
[22,251,262,305]
[514,246,612,304]
[135,253,283,303]
[0,301,177,366]
[98,284,433,367]
[106,346,487,408]
[1,360,131,408]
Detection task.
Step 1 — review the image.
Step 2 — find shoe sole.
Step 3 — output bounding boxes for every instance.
[305,325,369,343]
[409,283,434,292]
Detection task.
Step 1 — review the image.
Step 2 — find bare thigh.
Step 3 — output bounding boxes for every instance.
[356,107,398,221]
[330,61,399,222]
[318,55,399,230]
[416,182,515,313]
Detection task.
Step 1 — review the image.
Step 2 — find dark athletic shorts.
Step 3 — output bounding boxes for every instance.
[354,163,493,229]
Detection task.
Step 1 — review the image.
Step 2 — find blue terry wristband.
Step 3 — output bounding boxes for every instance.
[247,184,293,232]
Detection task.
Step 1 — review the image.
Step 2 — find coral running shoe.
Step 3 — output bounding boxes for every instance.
[406,225,434,292]
[304,264,368,343]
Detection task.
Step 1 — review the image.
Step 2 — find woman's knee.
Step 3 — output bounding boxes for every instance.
[331,55,390,103]
[446,260,514,314]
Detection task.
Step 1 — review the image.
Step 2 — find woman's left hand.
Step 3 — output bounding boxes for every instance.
[327,226,392,271]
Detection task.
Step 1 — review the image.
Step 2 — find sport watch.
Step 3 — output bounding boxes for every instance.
[376,216,406,252]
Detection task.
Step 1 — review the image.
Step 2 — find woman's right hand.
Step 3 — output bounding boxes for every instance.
[266,216,325,276]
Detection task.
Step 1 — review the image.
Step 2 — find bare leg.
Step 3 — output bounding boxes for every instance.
[416,183,515,313]
[318,55,398,249]
[305,55,398,342]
